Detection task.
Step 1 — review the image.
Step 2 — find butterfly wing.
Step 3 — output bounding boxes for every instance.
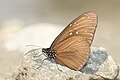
[54,36,90,70]
[50,11,97,70]
[50,11,97,48]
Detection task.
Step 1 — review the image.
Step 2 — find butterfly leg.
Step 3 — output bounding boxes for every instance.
[32,53,42,58]
[36,57,49,69]
[56,63,62,72]
[36,57,63,72]
[52,59,62,72]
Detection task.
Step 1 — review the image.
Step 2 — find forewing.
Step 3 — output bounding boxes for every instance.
[50,11,97,48]
[54,36,90,70]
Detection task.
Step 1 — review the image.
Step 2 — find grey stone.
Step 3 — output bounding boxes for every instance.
[81,47,108,73]
[12,47,119,80]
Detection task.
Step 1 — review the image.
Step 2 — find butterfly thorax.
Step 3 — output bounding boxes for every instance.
[42,48,56,59]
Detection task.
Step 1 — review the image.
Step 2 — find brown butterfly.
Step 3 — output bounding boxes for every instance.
[42,11,97,71]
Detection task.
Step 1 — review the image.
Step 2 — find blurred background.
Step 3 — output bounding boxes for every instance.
[0,0,120,78]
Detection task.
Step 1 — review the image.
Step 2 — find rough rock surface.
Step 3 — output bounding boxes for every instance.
[11,47,120,80]
[81,47,108,73]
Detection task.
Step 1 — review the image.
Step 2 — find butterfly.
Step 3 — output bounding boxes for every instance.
[42,11,97,71]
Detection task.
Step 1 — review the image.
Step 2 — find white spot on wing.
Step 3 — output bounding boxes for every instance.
[76,31,78,34]
[84,14,87,16]
[83,62,85,64]
[74,22,76,24]
[69,32,72,35]
[76,24,79,26]
[70,24,72,26]
[89,40,91,43]
[90,34,93,36]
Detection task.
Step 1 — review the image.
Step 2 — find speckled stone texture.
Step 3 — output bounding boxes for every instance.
[12,47,119,80]
[81,47,108,73]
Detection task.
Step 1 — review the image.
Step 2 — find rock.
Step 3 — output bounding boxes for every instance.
[12,47,119,80]
[117,63,120,80]
[95,56,119,79]
[81,47,108,74]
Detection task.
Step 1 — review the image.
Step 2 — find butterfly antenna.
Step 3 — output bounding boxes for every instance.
[25,45,41,47]
[24,48,42,55]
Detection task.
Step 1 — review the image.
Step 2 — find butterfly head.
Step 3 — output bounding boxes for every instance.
[42,48,56,59]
